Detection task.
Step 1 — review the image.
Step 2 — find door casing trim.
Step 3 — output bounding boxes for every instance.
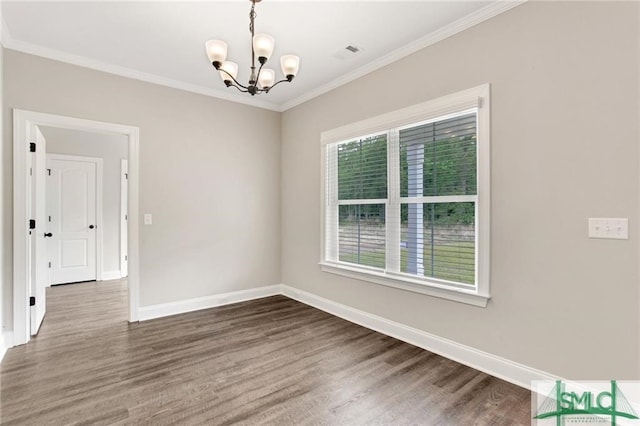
[12,109,140,346]
[120,159,128,279]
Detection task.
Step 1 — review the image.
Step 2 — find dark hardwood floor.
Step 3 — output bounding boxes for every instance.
[1,280,531,425]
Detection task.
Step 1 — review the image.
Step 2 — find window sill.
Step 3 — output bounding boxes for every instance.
[319,261,490,308]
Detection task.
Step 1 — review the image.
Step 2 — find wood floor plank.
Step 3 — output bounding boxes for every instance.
[1,280,532,425]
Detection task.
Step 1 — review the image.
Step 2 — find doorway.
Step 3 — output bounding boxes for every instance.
[43,127,129,286]
[12,109,140,347]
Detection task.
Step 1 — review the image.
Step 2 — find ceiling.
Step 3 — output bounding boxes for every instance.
[1,1,522,111]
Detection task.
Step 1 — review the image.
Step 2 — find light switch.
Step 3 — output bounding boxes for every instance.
[144,214,152,225]
[588,218,628,239]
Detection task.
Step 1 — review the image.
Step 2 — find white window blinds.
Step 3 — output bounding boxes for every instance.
[327,134,387,269]
[396,112,477,285]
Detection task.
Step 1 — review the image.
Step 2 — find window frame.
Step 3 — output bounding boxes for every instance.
[320,84,491,307]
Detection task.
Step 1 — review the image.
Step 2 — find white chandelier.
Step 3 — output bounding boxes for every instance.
[205,0,300,96]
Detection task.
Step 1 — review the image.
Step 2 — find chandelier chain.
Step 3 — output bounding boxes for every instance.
[249,0,257,84]
[249,2,256,36]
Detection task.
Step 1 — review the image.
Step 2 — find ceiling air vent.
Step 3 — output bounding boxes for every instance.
[332,45,363,60]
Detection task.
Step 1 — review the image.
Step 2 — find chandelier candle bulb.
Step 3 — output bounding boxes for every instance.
[258,69,276,89]
[205,0,299,96]
[219,61,238,84]
[205,40,228,67]
[280,55,300,79]
[253,34,275,62]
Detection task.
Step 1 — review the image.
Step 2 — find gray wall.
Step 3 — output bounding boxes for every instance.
[2,48,282,333]
[40,127,128,277]
[280,1,639,379]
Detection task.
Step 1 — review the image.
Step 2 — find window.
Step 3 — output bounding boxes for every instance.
[321,85,490,306]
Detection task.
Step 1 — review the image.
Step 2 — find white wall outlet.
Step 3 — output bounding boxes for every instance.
[588,218,628,240]
[143,213,152,225]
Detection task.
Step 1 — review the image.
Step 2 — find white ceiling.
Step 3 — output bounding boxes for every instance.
[1,1,522,111]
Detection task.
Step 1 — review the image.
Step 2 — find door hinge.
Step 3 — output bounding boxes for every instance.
[29,219,36,229]
[29,142,36,152]
[47,168,51,176]
[29,296,35,306]
[125,173,128,180]
[48,215,52,222]
[125,214,128,220]
[125,255,128,261]
[48,261,51,268]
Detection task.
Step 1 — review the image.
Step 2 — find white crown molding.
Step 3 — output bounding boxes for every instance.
[1,1,526,112]
[280,284,560,390]
[279,0,527,111]
[1,30,282,112]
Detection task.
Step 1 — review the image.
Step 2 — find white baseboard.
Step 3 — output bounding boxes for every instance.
[280,284,560,390]
[101,270,123,281]
[138,285,281,321]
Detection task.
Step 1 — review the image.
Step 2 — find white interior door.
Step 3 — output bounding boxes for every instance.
[47,155,98,285]
[31,125,47,335]
[120,159,128,278]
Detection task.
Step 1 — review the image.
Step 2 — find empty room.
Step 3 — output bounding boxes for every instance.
[0,1,639,425]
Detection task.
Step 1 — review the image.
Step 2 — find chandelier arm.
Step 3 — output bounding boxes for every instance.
[228,83,249,93]
[254,60,266,87]
[218,67,249,90]
[263,77,294,92]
